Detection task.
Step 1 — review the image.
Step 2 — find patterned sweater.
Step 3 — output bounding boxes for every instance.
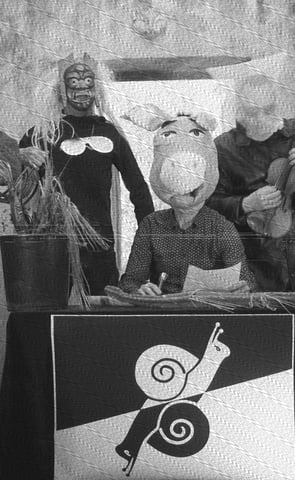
[120,206,257,293]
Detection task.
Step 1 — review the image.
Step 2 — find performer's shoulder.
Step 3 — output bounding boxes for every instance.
[282,118,295,136]
[202,205,236,231]
[214,128,236,149]
[139,209,173,227]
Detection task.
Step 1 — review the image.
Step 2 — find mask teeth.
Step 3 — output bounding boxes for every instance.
[73,90,91,100]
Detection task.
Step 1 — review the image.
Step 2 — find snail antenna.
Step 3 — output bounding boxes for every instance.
[208,322,221,344]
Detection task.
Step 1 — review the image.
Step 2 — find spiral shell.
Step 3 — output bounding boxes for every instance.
[148,400,209,457]
[135,345,199,401]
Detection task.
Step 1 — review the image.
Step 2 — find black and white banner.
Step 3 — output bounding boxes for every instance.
[51,314,294,479]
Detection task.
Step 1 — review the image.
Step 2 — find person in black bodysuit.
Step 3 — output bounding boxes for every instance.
[19,53,154,294]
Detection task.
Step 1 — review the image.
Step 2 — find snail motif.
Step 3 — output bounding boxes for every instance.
[135,344,199,401]
[116,323,231,476]
[147,399,209,457]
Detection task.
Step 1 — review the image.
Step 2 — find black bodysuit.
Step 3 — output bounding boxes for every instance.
[20,115,154,294]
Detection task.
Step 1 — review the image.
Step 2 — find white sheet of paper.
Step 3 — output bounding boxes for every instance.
[183,262,241,292]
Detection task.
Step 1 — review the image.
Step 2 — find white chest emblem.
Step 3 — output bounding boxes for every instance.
[60,136,114,156]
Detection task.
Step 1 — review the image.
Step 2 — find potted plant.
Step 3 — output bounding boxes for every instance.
[0,137,108,311]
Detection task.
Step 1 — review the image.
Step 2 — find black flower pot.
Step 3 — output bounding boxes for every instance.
[0,234,70,311]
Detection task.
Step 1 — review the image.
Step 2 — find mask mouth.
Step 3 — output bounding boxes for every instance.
[189,188,198,198]
[170,184,205,205]
[189,185,204,198]
[73,90,91,100]
[68,90,94,105]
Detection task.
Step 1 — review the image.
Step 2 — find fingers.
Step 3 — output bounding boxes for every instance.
[243,186,282,213]
[261,191,282,209]
[257,185,277,194]
[257,185,281,201]
[263,190,281,199]
[138,282,162,296]
[261,190,282,202]
[256,186,282,210]
[289,148,295,166]
[19,147,46,170]
[260,186,280,196]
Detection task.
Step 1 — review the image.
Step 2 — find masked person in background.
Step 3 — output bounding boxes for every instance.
[207,75,295,291]
[19,53,154,295]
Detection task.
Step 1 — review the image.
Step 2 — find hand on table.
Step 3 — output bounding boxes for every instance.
[137,282,162,296]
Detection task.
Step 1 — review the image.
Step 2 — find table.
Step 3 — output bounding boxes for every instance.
[0,308,293,480]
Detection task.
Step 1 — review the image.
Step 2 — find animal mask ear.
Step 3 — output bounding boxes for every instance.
[121,104,172,131]
[191,112,217,132]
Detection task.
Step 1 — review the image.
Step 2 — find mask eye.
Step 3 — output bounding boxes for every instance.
[190,128,204,137]
[68,78,79,88]
[161,130,176,137]
[85,77,94,87]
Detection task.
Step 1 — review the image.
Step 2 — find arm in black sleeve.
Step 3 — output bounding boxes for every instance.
[19,127,55,153]
[119,216,153,292]
[207,143,247,226]
[19,128,51,178]
[219,219,258,291]
[207,165,246,225]
[113,133,154,224]
[19,128,35,148]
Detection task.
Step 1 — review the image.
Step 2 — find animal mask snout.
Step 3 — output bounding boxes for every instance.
[158,152,206,196]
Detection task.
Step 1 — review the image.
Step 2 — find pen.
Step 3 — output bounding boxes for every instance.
[158,272,168,291]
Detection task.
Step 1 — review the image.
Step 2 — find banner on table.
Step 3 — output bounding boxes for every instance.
[52,314,294,479]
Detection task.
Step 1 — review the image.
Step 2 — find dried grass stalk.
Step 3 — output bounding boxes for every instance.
[0,157,109,309]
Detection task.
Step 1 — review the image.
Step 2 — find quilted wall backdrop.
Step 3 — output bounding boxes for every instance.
[1,0,294,138]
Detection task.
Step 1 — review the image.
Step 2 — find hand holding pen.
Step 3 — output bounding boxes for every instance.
[158,272,168,290]
[137,272,168,296]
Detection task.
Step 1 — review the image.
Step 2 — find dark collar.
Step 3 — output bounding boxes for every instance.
[62,114,106,125]
[158,207,206,229]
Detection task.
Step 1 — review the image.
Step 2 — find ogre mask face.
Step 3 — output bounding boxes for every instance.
[64,63,96,112]
[150,115,219,208]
